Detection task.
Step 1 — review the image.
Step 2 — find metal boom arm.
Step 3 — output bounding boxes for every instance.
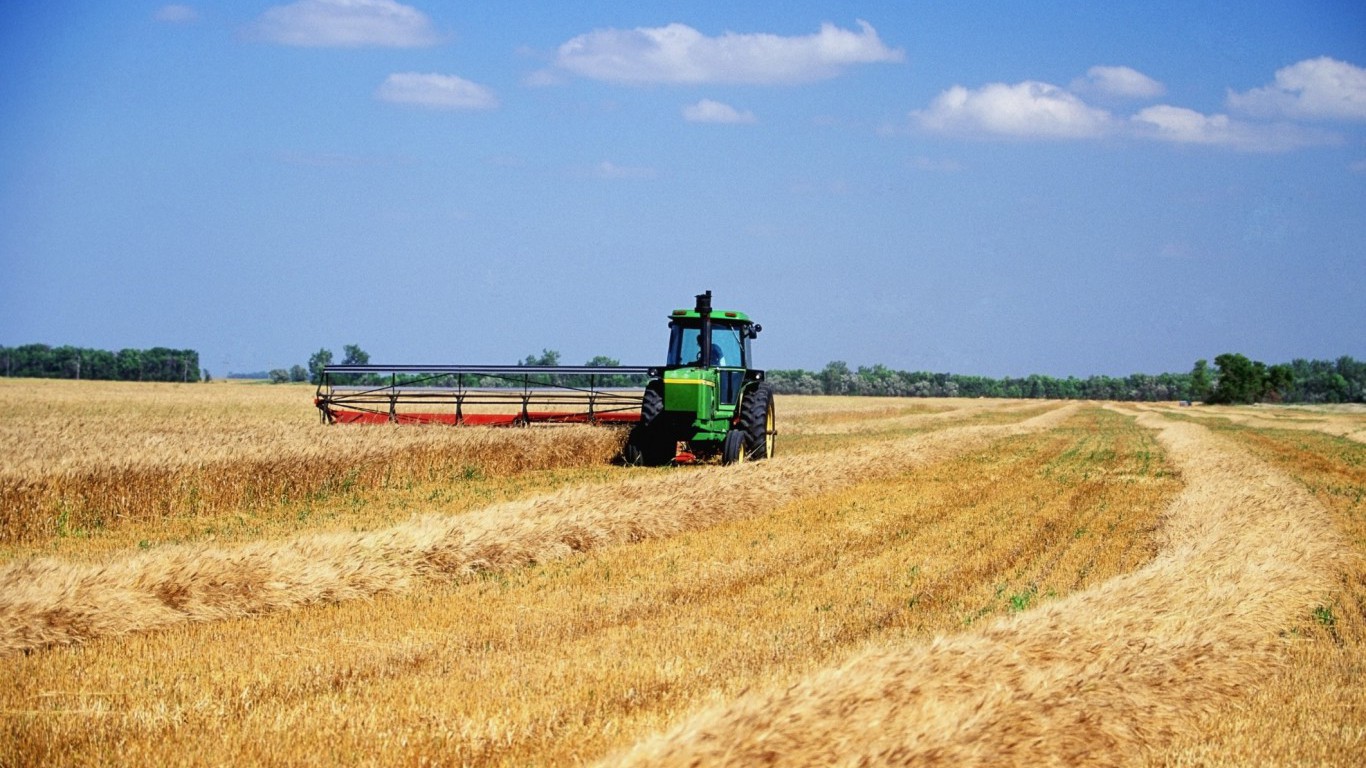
[314,364,653,426]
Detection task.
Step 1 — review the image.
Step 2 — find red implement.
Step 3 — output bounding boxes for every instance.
[326,410,641,426]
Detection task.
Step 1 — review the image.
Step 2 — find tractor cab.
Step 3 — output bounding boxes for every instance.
[666,315,753,370]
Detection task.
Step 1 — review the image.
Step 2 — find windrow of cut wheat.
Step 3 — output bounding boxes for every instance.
[1143,401,1366,443]
[609,410,1345,767]
[1146,407,1366,765]
[0,404,1075,656]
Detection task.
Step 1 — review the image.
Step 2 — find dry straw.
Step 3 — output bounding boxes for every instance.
[606,411,1345,767]
[0,406,1075,656]
[0,424,625,544]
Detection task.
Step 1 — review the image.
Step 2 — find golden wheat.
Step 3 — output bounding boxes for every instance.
[3,385,1360,766]
[0,404,1072,656]
[1134,400,1366,444]
[609,410,1343,766]
[1141,411,1366,765]
[2,404,1177,767]
[0,380,626,546]
[783,398,1042,436]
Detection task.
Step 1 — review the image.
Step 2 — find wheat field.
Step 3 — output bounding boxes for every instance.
[0,380,1362,766]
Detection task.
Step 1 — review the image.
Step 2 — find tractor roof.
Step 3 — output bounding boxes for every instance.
[669,308,752,323]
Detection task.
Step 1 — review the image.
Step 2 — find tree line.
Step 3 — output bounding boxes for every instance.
[767,354,1365,404]
[0,344,201,382]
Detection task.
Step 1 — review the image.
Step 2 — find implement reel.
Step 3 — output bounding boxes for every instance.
[315,364,652,427]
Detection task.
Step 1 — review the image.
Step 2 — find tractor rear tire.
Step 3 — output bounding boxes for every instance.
[739,382,775,460]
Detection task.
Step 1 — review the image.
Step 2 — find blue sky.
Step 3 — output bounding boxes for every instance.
[2,1,1363,378]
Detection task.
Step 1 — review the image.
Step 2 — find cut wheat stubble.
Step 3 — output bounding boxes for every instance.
[0,406,1076,656]
[607,411,1345,767]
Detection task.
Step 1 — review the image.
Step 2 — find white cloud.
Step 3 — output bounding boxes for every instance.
[682,99,757,124]
[553,20,903,85]
[376,73,497,110]
[1130,105,1335,152]
[1130,105,1237,144]
[1227,57,1366,121]
[1351,159,1366,174]
[915,81,1115,139]
[911,61,1354,152]
[250,0,439,48]
[155,5,199,23]
[1072,65,1164,99]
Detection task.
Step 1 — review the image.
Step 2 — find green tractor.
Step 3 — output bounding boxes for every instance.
[624,291,776,466]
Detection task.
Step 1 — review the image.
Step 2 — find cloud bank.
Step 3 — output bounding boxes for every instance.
[915,57,1362,152]
[251,0,439,48]
[553,20,903,85]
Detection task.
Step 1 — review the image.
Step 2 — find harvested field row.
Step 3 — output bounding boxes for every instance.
[0,405,1073,657]
[1136,401,1366,444]
[782,397,1042,436]
[611,410,1344,766]
[1,406,1178,766]
[1143,412,1366,765]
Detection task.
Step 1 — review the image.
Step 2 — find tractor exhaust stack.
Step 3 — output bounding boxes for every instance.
[696,290,713,369]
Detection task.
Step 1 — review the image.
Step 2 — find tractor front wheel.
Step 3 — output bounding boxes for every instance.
[721,429,748,465]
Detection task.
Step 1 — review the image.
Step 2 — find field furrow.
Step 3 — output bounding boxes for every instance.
[610,410,1343,766]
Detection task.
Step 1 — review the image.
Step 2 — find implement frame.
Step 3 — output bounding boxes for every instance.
[314,364,653,426]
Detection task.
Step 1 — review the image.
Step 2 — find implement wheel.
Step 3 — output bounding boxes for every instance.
[739,382,776,460]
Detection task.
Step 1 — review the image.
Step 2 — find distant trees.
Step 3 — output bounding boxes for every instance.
[1205,353,1296,404]
[521,349,560,367]
[768,364,1193,401]
[764,355,1363,404]
[581,354,648,387]
[1281,357,1366,403]
[299,345,368,385]
[0,344,200,382]
[307,348,334,385]
[1189,359,1212,402]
